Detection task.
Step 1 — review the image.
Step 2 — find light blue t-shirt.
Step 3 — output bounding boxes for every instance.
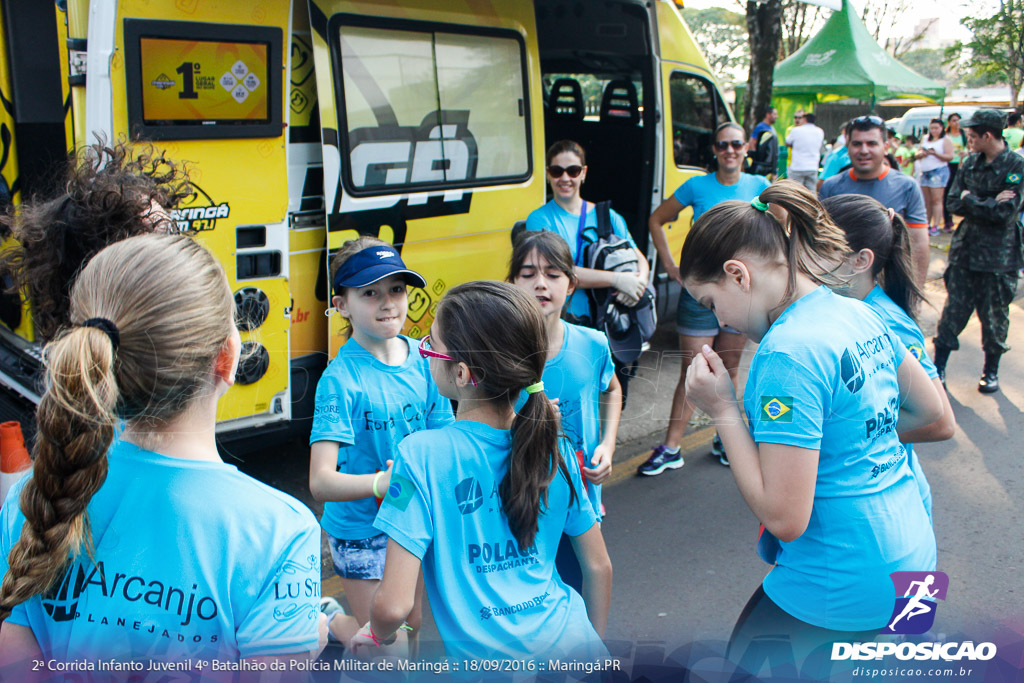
[525,200,637,320]
[0,441,322,662]
[744,286,936,631]
[672,172,771,222]
[820,145,850,180]
[515,321,614,518]
[374,421,605,663]
[310,335,454,540]
[864,285,937,523]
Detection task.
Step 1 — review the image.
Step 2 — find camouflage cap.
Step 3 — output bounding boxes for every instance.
[960,108,1007,131]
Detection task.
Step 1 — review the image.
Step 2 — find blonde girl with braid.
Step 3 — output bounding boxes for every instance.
[0,234,325,670]
[679,181,942,668]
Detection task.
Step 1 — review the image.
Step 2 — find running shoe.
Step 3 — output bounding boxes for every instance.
[928,226,939,236]
[637,444,683,476]
[320,597,347,643]
[711,433,729,467]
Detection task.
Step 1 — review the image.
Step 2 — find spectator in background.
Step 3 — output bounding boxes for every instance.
[818,125,850,186]
[943,113,968,232]
[748,106,779,178]
[785,111,824,191]
[1003,112,1023,151]
[820,115,930,289]
[916,118,955,236]
[896,134,919,177]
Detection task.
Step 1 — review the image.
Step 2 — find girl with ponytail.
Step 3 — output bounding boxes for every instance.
[679,181,943,666]
[353,281,611,663]
[0,235,324,668]
[822,194,956,522]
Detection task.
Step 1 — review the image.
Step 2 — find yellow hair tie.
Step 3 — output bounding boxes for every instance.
[525,381,545,395]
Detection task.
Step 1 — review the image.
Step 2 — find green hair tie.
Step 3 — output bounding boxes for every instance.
[751,198,770,212]
[525,381,545,395]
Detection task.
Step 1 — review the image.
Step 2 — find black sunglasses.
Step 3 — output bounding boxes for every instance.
[714,140,746,151]
[547,164,583,178]
[853,115,884,125]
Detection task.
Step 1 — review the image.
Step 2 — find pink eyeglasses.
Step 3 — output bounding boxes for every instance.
[418,335,477,386]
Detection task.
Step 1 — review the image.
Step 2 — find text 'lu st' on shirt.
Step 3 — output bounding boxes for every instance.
[309,335,454,540]
[819,166,928,227]
[0,440,322,662]
[514,320,614,518]
[744,286,936,631]
[864,285,937,523]
[374,421,606,663]
[525,199,637,320]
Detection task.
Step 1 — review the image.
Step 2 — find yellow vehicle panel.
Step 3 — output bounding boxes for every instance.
[110,0,293,425]
[309,0,545,356]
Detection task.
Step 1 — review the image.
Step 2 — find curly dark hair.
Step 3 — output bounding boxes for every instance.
[0,139,193,341]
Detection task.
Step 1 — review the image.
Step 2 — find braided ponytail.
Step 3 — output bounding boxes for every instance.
[1,234,234,617]
[0,327,118,615]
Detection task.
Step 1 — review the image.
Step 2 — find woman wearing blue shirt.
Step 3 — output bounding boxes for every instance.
[525,140,650,404]
[641,122,770,473]
[679,182,943,668]
[823,194,956,522]
[351,281,612,664]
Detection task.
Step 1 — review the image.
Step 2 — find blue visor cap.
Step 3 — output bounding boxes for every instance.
[332,246,427,294]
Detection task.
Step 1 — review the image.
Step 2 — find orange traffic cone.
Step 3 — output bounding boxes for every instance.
[0,421,32,504]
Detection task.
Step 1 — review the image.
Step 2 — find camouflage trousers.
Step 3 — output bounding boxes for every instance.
[935,265,1019,356]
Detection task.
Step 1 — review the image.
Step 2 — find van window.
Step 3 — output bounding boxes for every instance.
[337,23,530,195]
[669,72,728,169]
[542,74,644,125]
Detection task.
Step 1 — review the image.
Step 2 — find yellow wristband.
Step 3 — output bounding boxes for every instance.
[372,471,386,499]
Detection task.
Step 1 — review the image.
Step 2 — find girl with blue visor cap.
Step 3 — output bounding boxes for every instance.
[309,238,454,652]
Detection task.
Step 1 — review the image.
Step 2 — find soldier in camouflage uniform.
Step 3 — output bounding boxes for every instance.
[934,109,1024,393]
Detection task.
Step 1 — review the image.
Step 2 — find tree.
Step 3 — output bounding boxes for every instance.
[779,0,824,59]
[945,0,1024,107]
[898,48,956,84]
[742,0,784,133]
[682,7,749,85]
[860,0,935,58]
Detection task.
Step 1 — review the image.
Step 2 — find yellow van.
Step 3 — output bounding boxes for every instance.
[0,0,731,442]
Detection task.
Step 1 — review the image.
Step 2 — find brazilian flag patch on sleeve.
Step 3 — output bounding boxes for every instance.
[907,343,925,361]
[1008,172,1022,184]
[761,396,794,422]
[384,475,416,511]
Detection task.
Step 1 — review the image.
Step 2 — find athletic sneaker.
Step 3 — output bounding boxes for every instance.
[928,226,939,236]
[711,433,729,467]
[637,444,683,476]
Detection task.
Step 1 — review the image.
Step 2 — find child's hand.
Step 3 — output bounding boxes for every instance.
[349,623,380,659]
[375,460,394,497]
[684,345,737,418]
[583,444,613,484]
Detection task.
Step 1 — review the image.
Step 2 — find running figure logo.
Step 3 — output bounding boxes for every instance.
[885,571,949,634]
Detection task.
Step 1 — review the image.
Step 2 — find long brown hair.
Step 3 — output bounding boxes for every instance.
[0,140,193,342]
[0,234,234,617]
[823,194,925,318]
[506,230,578,289]
[435,281,576,551]
[678,180,849,299]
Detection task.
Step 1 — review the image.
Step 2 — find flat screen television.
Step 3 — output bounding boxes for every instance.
[124,19,283,140]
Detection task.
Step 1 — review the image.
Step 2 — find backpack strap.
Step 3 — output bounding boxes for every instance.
[574,201,588,266]
[595,200,613,239]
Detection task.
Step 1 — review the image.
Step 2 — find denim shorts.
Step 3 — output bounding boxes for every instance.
[919,166,950,188]
[327,532,387,580]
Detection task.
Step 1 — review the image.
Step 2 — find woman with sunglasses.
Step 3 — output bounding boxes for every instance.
[525,140,650,326]
[309,236,454,650]
[639,122,770,475]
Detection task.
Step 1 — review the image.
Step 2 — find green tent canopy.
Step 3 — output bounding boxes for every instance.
[736,0,945,111]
